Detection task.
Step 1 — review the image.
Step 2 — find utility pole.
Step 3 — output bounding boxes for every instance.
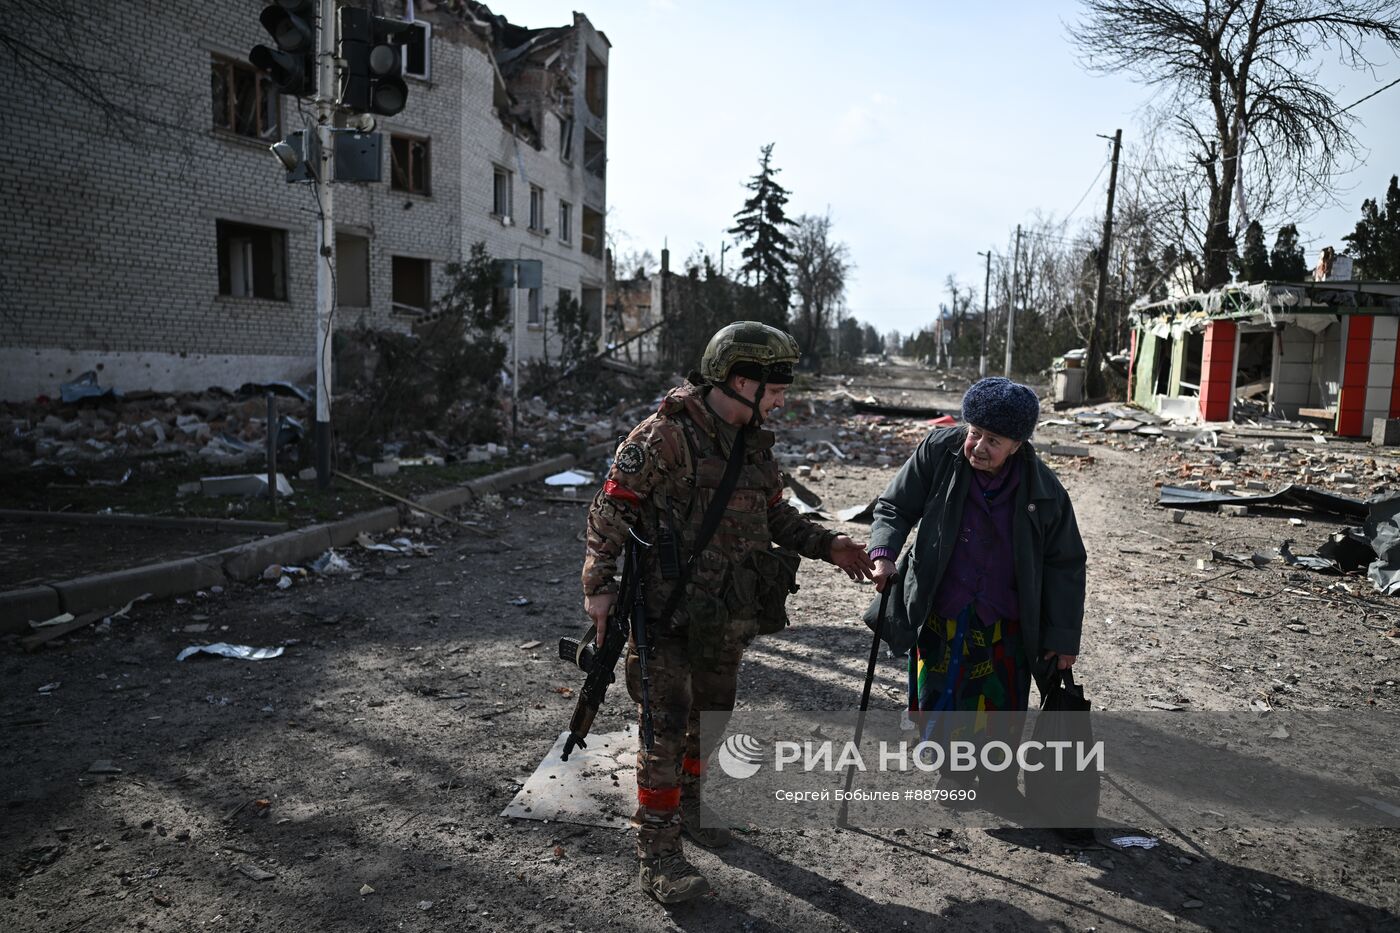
[977,249,992,379]
[1087,129,1122,400]
[313,0,338,490]
[1005,224,1021,378]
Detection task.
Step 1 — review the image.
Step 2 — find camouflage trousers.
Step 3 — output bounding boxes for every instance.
[625,617,758,857]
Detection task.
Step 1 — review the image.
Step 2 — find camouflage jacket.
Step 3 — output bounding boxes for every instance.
[581,383,837,630]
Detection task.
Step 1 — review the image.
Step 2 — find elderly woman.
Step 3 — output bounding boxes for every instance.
[865,377,1086,797]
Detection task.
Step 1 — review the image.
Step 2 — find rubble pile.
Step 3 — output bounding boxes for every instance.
[3,387,312,470]
[1049,403,1399,500]
[773,398,945,468]
[510,395,649,454]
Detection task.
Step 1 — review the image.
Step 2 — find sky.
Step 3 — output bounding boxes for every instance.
[506,0,1400,338]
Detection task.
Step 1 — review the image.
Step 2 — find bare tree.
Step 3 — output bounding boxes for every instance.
[788,212,852,365]
[1071,0,1400,287]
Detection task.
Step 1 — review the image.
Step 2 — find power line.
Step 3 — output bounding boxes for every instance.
[1340,76,1400,114]
[1063,156,1111,225]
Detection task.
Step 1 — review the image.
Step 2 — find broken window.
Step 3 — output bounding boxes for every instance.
[529,185,545,232]
[527,287,542,325]
[1153,336,1171,395]
[585,49,606,118]
[211,55,279,140]
[401,21,431,80]
[216,221,286,300]
[582,287,603,334]
[1236,330,1275,404]
[1180,332,1204,395]
[493,166,513,218]
[335,233,371,307]
[581,206,604,260]
[390,135,430,194]
[583,128,605,179]
[558,116,574,163]
[391,255,431,314]
[558,200,573,244]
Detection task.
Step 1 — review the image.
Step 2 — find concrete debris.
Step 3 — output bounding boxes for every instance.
[6,384,314,468]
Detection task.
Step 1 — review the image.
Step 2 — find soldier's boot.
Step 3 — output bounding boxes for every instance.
[680,758,732,848]
[637,786,707,903]
[638,849,710,905]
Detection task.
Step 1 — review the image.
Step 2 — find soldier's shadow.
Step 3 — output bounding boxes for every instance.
[679,835,1059,933]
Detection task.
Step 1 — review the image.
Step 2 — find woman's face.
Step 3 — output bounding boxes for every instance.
[963,424,1022,474]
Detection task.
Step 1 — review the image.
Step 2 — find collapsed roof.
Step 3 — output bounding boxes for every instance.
[420,0,603,147]
[1130,281,1400,336]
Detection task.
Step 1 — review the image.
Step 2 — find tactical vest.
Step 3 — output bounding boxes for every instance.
[646,406,800,666]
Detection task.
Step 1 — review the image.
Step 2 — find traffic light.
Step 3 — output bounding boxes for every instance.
[250,0,317,97]
[340,7,412,116]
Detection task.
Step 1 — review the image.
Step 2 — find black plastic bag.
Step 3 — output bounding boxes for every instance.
[1023,666,1101,829]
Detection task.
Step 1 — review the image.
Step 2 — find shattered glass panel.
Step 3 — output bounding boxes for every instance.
[233,67,258,138]
[211,62,230,129]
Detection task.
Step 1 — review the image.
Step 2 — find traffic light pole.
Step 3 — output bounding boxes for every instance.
[313,0,338,490]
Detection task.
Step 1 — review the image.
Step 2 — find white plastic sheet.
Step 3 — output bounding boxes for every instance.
[177,643,285,662]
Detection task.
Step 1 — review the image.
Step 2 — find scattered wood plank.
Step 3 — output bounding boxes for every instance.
[21,609,109,652]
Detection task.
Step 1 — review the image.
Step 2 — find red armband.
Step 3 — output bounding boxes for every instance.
[603,479,641,506]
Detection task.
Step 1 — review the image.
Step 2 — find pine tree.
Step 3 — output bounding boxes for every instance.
[727,143,795,325]
[1270,224,1309,281]
[1344,176,1400,280]
[1238,219,1272,281]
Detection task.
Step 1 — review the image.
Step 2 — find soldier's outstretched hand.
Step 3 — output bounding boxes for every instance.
[828,535,875,581]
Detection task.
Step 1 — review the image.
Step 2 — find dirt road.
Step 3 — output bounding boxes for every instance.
[4,372,1399,932]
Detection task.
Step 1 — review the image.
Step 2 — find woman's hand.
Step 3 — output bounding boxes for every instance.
[829,535,875,581]
[872,557,897,593]
[1043,650,1077,670]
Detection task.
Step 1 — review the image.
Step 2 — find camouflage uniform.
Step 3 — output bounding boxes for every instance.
[582,381,837,859]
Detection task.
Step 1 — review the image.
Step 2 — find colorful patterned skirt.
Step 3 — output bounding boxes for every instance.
[909,605,1030,752]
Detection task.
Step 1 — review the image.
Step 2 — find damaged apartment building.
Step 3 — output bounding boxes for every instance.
[0,0,609,401]
[1129,255,1400,438]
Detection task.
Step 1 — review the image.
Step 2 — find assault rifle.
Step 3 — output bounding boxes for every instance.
[558,528,655,759]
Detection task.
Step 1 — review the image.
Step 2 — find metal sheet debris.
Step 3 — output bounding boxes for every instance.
[1158,483,1367,519]
[836,498,879,524]
[501,728,637,829]
[200,473,293,498]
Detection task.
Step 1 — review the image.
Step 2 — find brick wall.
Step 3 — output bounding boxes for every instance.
[0,1,608,400]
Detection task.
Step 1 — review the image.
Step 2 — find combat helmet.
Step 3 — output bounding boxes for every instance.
[698,322,800,425]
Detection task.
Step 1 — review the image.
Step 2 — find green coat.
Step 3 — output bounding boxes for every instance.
[864,426,1086,694]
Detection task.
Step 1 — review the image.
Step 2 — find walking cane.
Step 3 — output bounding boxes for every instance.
[837,574,896,829]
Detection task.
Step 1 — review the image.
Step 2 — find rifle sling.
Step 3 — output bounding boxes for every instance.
[652,422,748,631]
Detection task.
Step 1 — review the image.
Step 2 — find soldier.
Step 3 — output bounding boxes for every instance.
[582,322,875,904]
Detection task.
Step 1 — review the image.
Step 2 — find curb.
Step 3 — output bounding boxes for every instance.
[0,510,288,535]
[1,441,616,636]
